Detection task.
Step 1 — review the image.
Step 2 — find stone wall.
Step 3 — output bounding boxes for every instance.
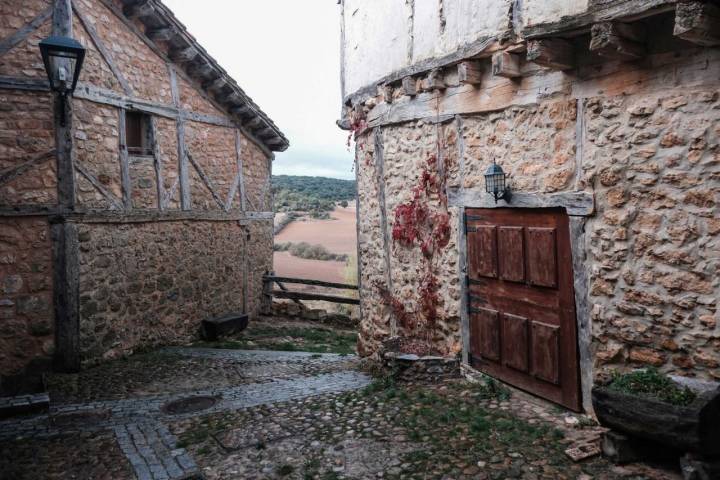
[0,218,54,378]
[77,219,272,363]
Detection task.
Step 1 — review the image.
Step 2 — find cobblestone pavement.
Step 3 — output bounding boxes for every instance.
[0,345,682,480]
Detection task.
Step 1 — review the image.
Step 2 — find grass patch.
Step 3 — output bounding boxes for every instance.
[195,324,358,355]
[609,368,696,406]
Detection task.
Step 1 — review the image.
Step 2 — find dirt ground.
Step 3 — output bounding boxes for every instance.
[274,206,357,284]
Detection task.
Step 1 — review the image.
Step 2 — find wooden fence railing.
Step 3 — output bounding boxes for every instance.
[261,274,359,314]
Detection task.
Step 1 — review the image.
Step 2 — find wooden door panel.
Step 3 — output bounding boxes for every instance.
[527,227,558,288]
[498,226,525,282]
[468,226,497,278]
[531,321,560,385]
[470,307,501,362]
[466,208,580,411]
[503,313,529,372]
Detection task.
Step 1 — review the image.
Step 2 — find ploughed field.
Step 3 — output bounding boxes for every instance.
[273,206,357,285]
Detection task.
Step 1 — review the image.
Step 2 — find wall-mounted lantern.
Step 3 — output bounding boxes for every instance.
[39,36,86,126]
[484,160,512,204]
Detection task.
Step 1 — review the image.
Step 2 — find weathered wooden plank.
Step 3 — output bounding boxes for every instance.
[0,6,53,57]
[73,5,133,95]
[53,0,74,209]
[448,188,595,217]
[187,152,225,209]
[74,161,124,210]
[0,75,49,91]
[569,216,593,413]
[177,120,190,210]
[0,204,58,217]
[117,108,132,209]
[522,0,676,39]
[492,51,522,78]
[457,61,482,85]
[53,0,72,37]
[272,290,360,306]
[0,150,56,185]
[149,116,164,210]
[237,130,247,211]
[526,38,575,70]
[590,21,645,61]
[265,276,359,291]
[63,209,274,224]
[51,221,80,372]
[674,1,720,47]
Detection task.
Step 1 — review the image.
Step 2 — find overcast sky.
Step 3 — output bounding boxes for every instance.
[163,0,354,180]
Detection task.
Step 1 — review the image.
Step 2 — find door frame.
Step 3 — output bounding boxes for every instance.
[450,189,595,412]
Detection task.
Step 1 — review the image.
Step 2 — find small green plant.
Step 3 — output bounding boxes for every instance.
[473,378,512,401]
[277,464,295,476]
[609,368,696,406]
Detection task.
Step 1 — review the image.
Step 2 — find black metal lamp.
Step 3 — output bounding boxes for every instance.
[484,160,511,204]
[39,36,86,125]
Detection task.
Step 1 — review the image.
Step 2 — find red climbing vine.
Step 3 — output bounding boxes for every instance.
[377,148,452,338]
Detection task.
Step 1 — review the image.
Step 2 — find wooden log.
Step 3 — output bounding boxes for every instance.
[457,61,482,85]
[526,38,575,70]
[265,276,359,290]
[205,77,228,93]
[149,116,163,211]
[272,290,360,306]
[590,22,645,61]
[491,51,521,78]
[123,0,154,20]
[401,76,418,96]
[592,386,720,456]
[246,117,264,129]
[674,1,720,47]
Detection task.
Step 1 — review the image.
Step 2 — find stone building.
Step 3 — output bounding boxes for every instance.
[0,0,287,392]
[339,0,719,411]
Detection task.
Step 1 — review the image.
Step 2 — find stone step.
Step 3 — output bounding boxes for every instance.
[0,392,50,419]
[201,312,249,341]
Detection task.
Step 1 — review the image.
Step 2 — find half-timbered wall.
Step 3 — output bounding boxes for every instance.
[0,0,278,384]
[343,0,720,402]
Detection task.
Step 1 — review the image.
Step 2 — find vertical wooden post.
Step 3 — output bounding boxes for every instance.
[261,271,273,315]
[177,120,190,210]
[118,108,132,209]
[150,116,164,210]
[51,0,80,372]
[374,128,395,336]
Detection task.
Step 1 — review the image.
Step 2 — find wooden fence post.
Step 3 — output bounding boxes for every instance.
[261,271,274,315]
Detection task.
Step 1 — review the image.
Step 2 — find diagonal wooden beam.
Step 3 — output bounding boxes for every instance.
[73,5,133,96]
[74,161,124,210]
[187,152,225,209]
[0,6,53,57]
[0,149,56,185]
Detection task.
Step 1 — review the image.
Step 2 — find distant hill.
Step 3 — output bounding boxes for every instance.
[272,175,356,213]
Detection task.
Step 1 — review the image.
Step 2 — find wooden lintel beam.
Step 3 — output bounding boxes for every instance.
[457,61,482,85]
[590,21,645,61]
[527,38,575,71]
[674,1,720,47]
[146,27,176,42]
[491,51,522,78]
[401,76,417,96]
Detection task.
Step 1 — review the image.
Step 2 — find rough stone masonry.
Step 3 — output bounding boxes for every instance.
[339,0,720,410]
[0,0,288,390]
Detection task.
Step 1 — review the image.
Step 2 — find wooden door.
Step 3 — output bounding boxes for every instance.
[466,208,581,411]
